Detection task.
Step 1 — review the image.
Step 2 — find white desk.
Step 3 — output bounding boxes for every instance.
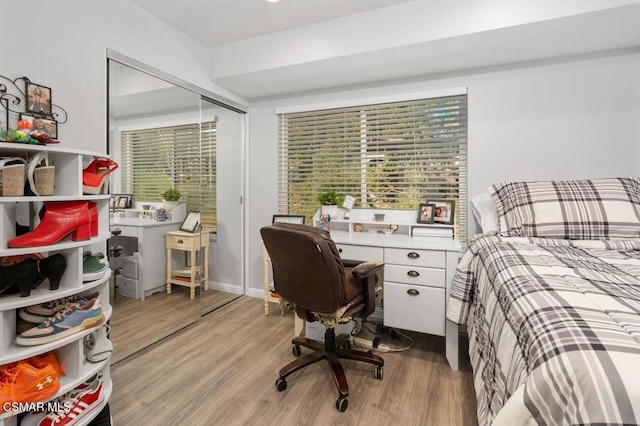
[111,217,180,300]
[264,229,462,370]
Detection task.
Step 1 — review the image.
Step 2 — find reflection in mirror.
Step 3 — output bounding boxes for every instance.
[199,97,244,315]
[107,60,202,363]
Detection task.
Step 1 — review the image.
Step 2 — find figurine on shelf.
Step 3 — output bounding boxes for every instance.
[156,207,167,222]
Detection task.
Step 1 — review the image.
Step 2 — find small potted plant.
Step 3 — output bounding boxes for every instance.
[317,189,344,218]
[161,188,181,211]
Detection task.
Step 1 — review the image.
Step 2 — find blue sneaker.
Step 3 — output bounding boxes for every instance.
[19,293,98,323]
[16,297,105,346]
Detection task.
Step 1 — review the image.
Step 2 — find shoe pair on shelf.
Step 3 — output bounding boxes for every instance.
[83,325,112,363]
[82,253,109,282]
[20,374,104,426]
[8,201,98,249]
[0,352,63,413]
[0,153,54,197]
[16,296,105,346]
[19,293,98,324]
[82,158,117,195]
[0,254,66,298]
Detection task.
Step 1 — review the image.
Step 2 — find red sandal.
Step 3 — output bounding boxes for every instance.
[82,158,118,195]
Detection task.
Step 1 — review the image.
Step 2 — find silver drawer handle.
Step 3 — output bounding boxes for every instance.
[407,252,420,259]
[407,289,420,296]
[177,239,184,244]
[407,270,420,277]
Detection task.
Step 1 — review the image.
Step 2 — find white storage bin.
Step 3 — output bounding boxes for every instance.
[122,255,139,279]
[116,275,140,299]
[306,320,356,342]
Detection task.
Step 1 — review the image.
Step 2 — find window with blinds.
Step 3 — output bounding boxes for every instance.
[278,94,467,241]
[120,122,217,231]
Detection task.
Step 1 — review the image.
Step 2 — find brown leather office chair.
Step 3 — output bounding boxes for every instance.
[260,223,384,412]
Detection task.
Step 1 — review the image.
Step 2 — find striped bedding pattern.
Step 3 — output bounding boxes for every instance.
[447,234,640,425]
[490,177,640,240]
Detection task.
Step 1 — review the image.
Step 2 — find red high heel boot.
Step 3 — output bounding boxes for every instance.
[83,158,118,195]
[8,201,92,248]
[89,202,98,237]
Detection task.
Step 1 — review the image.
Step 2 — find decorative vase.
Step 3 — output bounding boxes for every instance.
[164,200,179,211]
[321,204,338,219]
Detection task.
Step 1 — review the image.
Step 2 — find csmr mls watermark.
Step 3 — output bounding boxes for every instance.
[2,401,72,413]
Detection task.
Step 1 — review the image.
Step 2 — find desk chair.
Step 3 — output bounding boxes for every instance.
[260,223,384,412]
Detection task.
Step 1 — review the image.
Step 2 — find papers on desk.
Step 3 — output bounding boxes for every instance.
[412,226,454,239]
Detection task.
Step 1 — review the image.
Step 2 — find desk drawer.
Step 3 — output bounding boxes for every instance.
[383,282,445,336]
[384,247,445,268]
[336,244,383,262]
[166,234,197,251]
[384,264,445,288]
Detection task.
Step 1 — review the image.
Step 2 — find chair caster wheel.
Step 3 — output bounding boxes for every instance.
[335,395,348,412]
[374,366,384,380]
[292,344,301,357]
[276,378,287,392]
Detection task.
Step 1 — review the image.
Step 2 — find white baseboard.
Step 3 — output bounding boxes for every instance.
[246,288,265,299]
[209,280,243,295]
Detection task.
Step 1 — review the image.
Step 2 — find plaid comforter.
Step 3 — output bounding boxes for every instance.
[446,235,640,425]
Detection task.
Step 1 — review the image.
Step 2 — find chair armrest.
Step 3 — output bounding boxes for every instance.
[351,260,384,279]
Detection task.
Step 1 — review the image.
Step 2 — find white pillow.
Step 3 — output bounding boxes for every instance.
[470,192,499,233]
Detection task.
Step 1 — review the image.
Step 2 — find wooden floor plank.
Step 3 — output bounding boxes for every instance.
[110,296,478,425]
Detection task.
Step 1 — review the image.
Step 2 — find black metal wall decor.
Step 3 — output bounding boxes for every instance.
[0,75,67,144]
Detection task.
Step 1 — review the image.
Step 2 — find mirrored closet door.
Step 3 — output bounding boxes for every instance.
[200,97,244,315]
[106,59,244,363]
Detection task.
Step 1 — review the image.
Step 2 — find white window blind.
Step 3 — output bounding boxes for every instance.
[278,95,467,241]
[120,122,217,231]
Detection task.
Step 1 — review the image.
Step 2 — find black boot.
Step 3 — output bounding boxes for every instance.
[38,253,67,290]
[0,258,44,297]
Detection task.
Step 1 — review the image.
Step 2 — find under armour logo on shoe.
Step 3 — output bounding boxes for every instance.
[36,375,53,390]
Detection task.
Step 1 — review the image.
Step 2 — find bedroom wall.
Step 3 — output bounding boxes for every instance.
[0,0,246,153]
[246,49,640,295]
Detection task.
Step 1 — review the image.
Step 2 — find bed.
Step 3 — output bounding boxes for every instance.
[447,178,640,425]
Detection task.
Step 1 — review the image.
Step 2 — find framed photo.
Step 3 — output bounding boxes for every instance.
[25,82,52,115]
[272,215,305,225]
[417,203,436,224]
[180,211,201,233]
[112,194,132,209]
[19,113,57,139]
[428,200,456,225]
[117,195,131,209]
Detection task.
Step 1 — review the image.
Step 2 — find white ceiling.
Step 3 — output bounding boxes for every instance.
[130,0,414,47]
[128,0,640,99]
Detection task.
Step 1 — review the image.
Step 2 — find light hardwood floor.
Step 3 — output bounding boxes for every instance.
[110,296,478,425]
[110,286,240,363]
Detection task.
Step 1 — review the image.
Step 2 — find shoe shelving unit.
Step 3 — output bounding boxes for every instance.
[0,142,113,426]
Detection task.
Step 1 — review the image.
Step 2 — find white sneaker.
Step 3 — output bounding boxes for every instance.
[84,324,113,363]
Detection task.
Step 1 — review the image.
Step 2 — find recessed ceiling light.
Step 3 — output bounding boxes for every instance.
[266,0,279,3]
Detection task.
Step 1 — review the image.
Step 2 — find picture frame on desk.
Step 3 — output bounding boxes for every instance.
[272,214,305,225]
[417,203,436,224]
[180,211,201,233]
[117,194,132,209]
[428,200,456,225]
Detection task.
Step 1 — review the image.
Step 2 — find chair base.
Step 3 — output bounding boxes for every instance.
[276,329,384,412]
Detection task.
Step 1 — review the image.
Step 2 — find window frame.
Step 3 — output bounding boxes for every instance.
[277,90,467,242]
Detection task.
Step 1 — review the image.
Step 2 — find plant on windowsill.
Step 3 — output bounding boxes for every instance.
[161,189,181,211]
[317,189,344,219]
